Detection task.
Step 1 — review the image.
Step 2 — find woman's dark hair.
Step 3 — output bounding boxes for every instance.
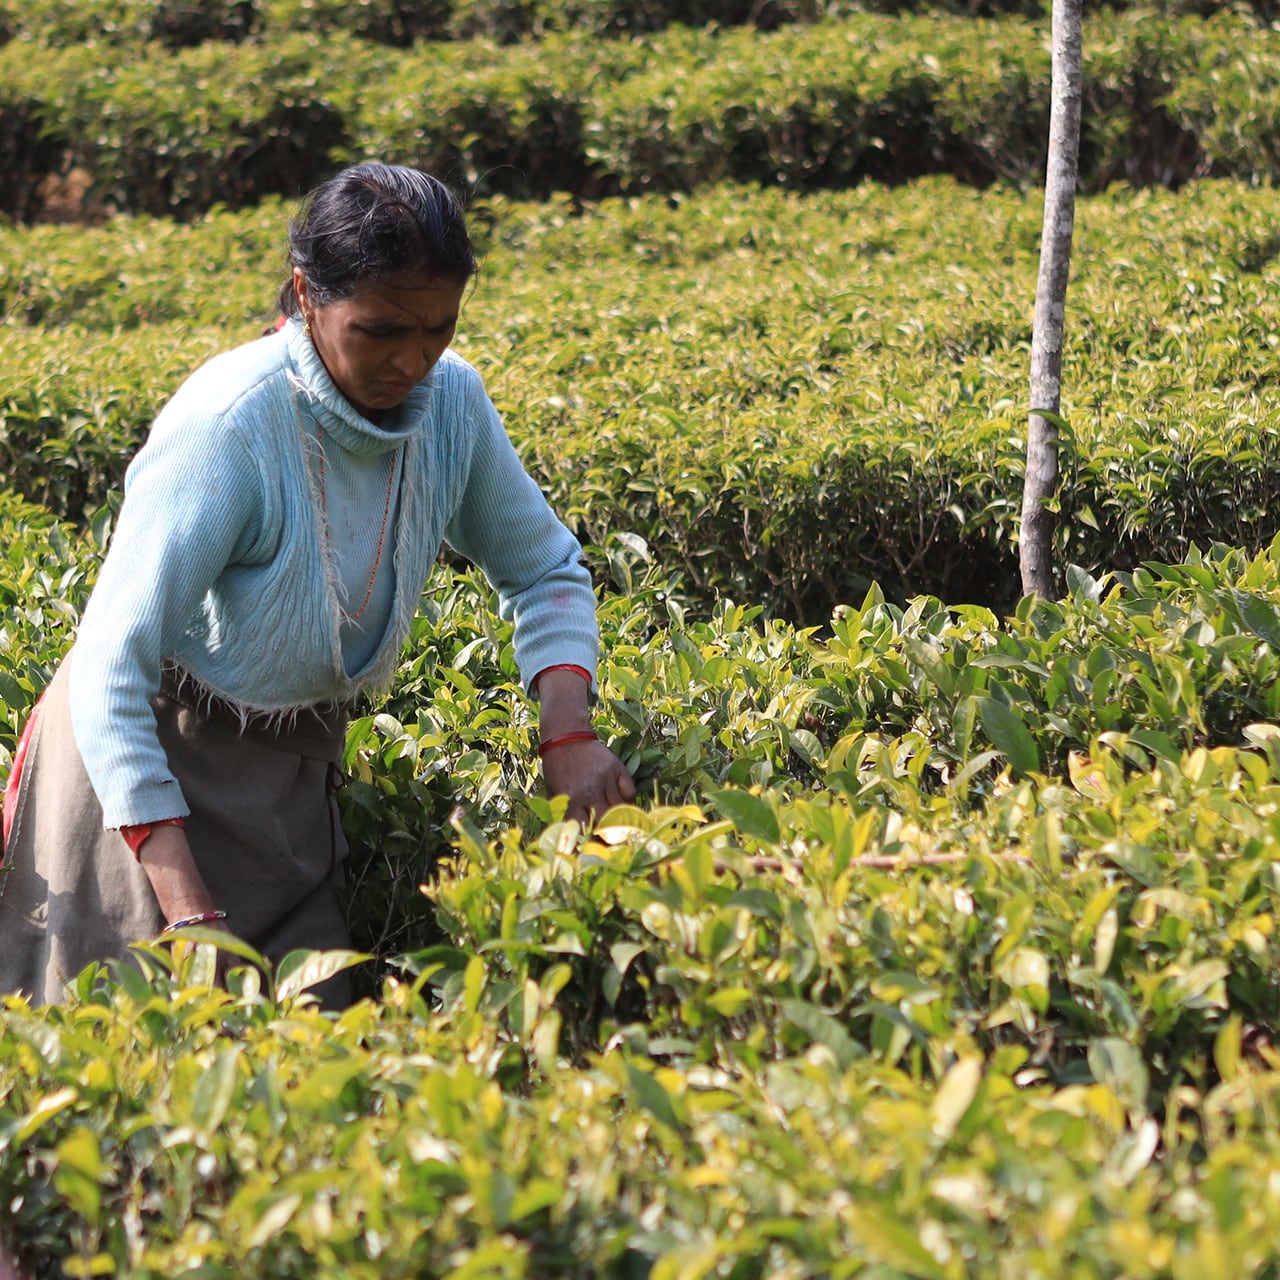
[278,163,477,316]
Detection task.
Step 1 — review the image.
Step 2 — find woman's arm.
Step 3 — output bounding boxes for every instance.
[69,412,264,829]
[443,390,600,681]
[136,824,224,925]
[136,825,235,986]
[442,378,635,820]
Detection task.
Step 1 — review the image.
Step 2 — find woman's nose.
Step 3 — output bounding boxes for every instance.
[389,339,432,382]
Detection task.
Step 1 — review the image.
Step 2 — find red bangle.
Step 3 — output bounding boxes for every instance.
[120,816,186,858]
[534,664,592,693]
[538,729,599,758]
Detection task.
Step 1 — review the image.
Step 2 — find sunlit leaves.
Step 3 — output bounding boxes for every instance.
[6,177,1280,620]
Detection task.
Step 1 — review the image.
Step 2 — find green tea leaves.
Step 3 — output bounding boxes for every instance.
[978,697,1041,777]
[708,788,780,845]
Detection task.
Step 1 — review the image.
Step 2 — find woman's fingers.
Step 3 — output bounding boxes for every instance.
[542,741,636,827]
[600,766,635,811]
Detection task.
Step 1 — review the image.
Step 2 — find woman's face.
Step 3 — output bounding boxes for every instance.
[295,268,467,422]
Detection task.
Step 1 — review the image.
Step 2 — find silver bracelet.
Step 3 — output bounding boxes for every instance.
[160,909,229,936]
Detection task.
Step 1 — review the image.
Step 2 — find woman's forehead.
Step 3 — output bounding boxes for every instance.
[347,274,466,320]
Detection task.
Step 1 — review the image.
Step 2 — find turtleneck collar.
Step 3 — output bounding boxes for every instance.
[283,316,434,456]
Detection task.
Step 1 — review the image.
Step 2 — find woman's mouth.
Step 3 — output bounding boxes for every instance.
[376,379,415,401]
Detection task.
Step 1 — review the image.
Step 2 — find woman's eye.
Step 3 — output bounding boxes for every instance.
[358,322,453,338]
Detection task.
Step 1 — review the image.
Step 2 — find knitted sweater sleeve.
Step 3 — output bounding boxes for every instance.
[442,384,599,688]
[69,413,265,829]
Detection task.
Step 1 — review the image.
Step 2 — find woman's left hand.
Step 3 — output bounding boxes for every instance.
[535,667,636,824]
[541,736,636,825]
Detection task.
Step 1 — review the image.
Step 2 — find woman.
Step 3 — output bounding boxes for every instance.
[0,163,635,1005]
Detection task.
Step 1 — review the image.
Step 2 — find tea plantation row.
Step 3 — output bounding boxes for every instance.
[3,178,1277,618]
[6,479,1280,1273]
[5,0,1272,50]
[3,8,1280,218]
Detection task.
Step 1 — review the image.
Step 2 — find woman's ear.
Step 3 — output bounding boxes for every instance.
[292,267,309,320]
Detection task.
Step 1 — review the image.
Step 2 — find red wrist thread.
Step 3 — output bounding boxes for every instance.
[533,664,593,693]
[538,729,599,758]
[120,816,186,859]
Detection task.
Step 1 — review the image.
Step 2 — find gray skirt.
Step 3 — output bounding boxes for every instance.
[0,652,353,1006]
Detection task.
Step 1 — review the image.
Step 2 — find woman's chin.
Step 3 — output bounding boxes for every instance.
[348,385,409,422]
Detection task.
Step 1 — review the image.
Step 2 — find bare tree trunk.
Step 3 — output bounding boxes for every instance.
[1020,0,1083,599]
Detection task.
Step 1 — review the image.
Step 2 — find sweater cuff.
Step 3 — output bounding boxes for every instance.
[98,778,191,832]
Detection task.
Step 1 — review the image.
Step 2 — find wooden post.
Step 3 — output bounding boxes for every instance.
[1020,0,1083,599]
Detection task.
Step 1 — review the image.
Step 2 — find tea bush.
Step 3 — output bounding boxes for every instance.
[10,952,1280,1278]
[4,0,1274,49]
[330,535,1280,969]
[0,494,104,756]
[4,9,1280,217]
[0,0,257,48]
[6,527,1280,1273]
[0,33,359,219]
[4,179,1278,616]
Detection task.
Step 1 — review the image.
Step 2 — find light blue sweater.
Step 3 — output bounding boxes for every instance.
[70,319,598,829]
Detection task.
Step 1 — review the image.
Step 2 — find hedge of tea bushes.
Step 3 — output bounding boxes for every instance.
[2,0,1271,51]
[8,488,1280,994]
[0,492,105,754]
[336,11,1280,196]
[9,956,1280,1278]
[4,178,1278,618]
[3,9,1280,218]
[327,531,1280,960]
[6,527,1280,1274]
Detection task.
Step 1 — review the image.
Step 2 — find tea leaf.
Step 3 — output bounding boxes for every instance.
[708,789,780,845]
[978,698,1041,776]
[275,949,371,1003]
